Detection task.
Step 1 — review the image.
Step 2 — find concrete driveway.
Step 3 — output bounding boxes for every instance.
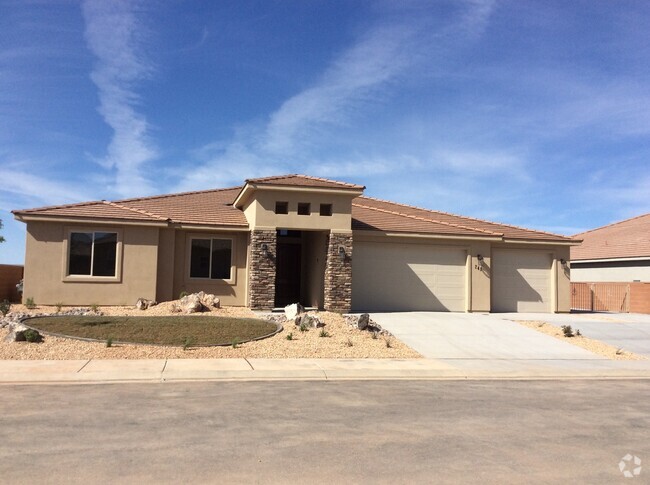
[369,312,603,360]
[508,312,650,357]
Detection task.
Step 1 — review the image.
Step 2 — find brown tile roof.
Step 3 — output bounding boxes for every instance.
[571,213,650,261]
[245,174,365,190]
[353,196,573,242]
[13,176,572,242]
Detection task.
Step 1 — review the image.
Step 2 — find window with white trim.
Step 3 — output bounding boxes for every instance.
[68,231,118,277]
[190,238,232,279]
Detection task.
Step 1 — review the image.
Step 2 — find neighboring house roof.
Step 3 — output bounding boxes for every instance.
[13,175,572,242]
[571,213,650,261]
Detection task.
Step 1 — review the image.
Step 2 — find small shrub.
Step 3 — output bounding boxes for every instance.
[23,329,42,343]
[183,337,193,350]
[616,348,624,355]
[0,299,10,317]
[561,325,574,338]
[576,329,581,337]
[106,337,114,348]
[319,329,330,338]
[25,297,36,310]
[179,291,189,299]
[537,322,545,328]
[299,322,309,332]
[286,332,293,341]
[384,337,392,348]
[90,303,99,313]
[232,338,240,349]
[55,302,63,313]
[371,331,378,340]
[345,338,353,347]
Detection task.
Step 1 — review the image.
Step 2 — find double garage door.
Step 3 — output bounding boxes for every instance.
[352,242,468,312]
[352,242,553,313]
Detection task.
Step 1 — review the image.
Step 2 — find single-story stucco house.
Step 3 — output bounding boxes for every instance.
[12,174,577,313]
[571,213,650,283]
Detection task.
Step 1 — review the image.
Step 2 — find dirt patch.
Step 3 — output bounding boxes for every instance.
[0,304,421,360]
[516,320,647,361]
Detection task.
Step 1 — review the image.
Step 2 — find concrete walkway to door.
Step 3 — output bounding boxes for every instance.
[369,312,603,360]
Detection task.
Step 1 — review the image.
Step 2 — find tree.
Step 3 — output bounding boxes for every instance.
[0,219,4,243]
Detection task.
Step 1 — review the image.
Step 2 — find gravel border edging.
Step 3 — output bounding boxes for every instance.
[19,315,283,348]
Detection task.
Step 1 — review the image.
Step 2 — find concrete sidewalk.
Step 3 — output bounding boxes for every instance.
[1,357,650,384]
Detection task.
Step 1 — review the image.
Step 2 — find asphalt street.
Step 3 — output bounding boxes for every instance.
[0,380,648,484]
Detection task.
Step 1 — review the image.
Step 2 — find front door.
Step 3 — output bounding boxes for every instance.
[275,241,302,307]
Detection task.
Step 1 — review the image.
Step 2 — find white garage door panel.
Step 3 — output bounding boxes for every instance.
[352,242,467,312]
[492,250,552,312]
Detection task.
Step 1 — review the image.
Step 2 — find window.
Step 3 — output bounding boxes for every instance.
[275,201,288,214]
[297,203,311,215]
[190,238,232,279]
[319,203,333,216]
[68,231,117,277]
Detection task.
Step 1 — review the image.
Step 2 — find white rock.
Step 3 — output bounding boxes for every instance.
[284,303,305,320]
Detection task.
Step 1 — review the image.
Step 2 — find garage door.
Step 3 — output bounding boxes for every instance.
[352,242,467,312]
[491,249,552,312]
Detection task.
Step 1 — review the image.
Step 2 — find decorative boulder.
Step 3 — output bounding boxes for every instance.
[284,303,305,320]
[180,294,203,314]
[4,323,42,343]
[301,314,324,329]
[357,313,370,330]
[135,298,158,310]
[199,293,220,309]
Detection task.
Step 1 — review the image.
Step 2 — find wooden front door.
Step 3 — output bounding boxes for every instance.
[275,242,302,307]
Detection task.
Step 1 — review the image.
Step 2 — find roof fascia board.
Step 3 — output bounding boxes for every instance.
[14,214,168,227]
[352,230,501,241]
[173,224,249,232]
[501,238,578,246]
[232,184,254,209]
[571,256,650,263]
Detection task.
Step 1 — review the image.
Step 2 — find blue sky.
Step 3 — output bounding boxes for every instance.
[1,0,649,264]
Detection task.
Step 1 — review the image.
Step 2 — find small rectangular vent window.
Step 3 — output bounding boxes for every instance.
[320,203,333,216]
[298,203,311,215]
[275,201,288,214]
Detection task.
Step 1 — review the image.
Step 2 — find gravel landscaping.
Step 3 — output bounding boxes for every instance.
[0,302,421,360]
[516,320,647,361]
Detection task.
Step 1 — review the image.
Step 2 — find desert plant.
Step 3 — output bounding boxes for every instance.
[183,337,193,350]
[23,329,42,343]
[319,329,330,338]
[384,337,392,348]
[371,331,378,340]
[179,291,189,299]
[0,299,10,317]
[55,302,63,313]
[286,332,293,341]
[616,348,624,355]
[106,337,114,348]
[576,329,581,337]
[299,322,309,332]
[345,338,353,347]
[232,338,240,349]
[561,325,574,338]
[25,297,36,310]
[90,303,99,313]
[537,322,545,328]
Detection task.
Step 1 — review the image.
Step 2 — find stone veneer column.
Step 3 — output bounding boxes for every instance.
[248,229,277,310]
[324,232,353,313]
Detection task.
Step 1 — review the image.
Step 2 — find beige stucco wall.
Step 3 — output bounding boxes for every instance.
[172,229,249,306]
[23,221,159,305]
[571,264,650,283]
[244,189,355,232]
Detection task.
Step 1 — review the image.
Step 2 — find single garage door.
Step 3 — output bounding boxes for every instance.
[352,242,467,312]
[491,249,552,312]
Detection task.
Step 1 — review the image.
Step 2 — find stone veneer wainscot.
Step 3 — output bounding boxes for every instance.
[324,232,353,312]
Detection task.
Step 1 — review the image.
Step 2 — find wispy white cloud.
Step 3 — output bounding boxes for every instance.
[177,0,496,193]
[82,0,157,198]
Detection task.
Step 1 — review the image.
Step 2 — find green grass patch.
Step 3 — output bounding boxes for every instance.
[25,315,278,347]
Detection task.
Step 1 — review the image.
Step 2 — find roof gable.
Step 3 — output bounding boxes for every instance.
[244,174,365,190]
